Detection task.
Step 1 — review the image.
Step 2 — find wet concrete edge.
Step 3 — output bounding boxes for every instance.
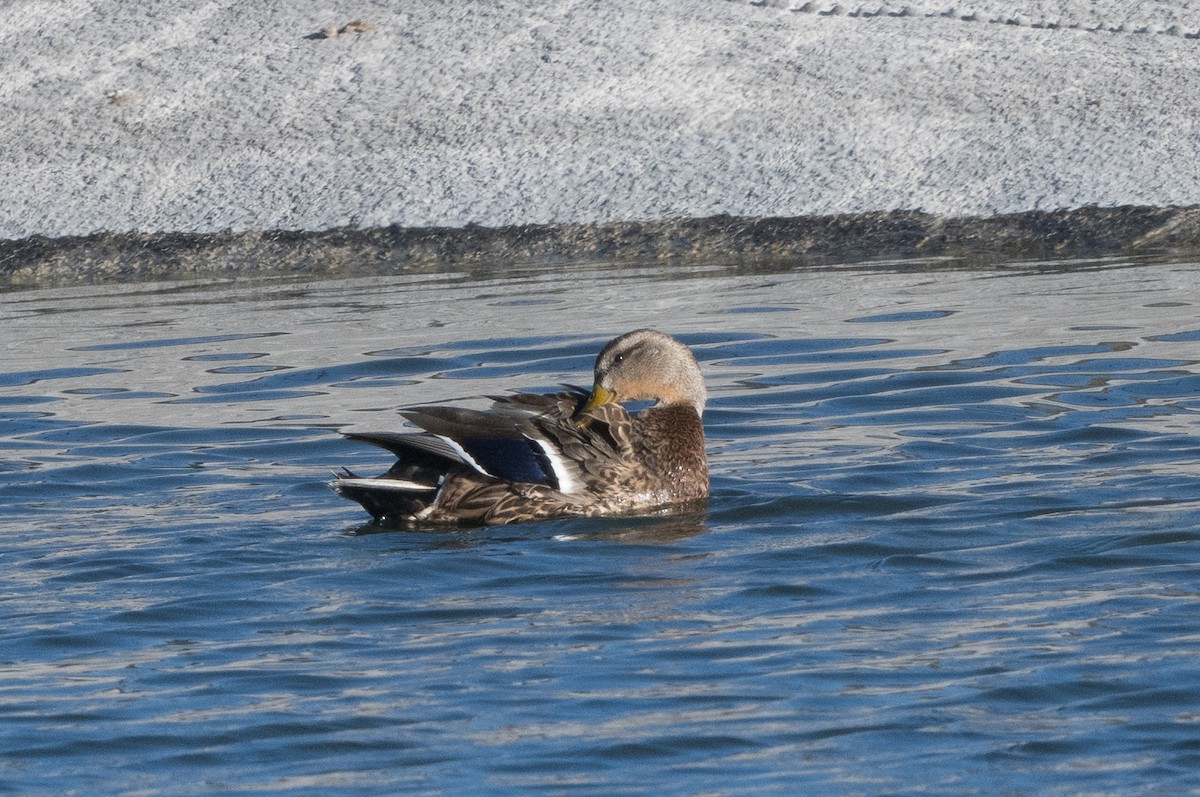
[4,205,1200,289]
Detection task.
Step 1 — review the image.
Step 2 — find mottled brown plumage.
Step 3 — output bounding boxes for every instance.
[332,329,708,527]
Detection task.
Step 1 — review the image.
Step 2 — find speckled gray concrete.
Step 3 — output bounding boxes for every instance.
[4,1,1200,240]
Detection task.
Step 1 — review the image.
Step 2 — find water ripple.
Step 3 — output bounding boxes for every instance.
[2,260,1200,794]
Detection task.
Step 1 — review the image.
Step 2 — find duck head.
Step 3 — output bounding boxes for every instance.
[578,329,706,417]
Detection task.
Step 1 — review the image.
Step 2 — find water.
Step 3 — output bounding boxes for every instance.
[3,257,1200,795]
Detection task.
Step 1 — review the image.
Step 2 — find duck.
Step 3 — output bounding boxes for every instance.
[332,329,708,526]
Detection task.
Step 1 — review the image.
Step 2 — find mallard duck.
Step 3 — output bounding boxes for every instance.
[332,329,708,526]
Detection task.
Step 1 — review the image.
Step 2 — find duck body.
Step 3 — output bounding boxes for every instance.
[332,330,709,527]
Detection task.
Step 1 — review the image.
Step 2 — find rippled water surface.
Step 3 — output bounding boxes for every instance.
[4,257,1200,795]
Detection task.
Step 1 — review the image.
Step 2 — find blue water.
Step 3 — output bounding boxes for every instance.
[3,259,1200,795]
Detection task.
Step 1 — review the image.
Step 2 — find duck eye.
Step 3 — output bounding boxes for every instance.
[612,353,625,365]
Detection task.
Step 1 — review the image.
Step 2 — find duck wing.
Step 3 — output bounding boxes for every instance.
[334,388,637,524]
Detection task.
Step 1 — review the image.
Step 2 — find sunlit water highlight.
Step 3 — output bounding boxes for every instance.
[3,258,1200,795]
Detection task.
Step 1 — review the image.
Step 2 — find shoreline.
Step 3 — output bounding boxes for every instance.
[7,3,1200,247]
[4,205,1200,290]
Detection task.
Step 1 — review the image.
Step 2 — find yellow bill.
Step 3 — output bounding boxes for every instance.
[578,383,617,416]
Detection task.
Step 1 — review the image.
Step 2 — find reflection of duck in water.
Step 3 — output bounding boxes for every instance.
[333,329,708,527]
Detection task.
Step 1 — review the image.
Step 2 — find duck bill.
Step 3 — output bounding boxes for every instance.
[578,384,616,416]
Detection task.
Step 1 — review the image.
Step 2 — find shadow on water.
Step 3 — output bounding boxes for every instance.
[346,506,712,546]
